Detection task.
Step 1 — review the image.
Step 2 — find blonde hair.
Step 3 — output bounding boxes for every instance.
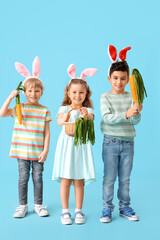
[62,79,93,108]
[23,78,44,92]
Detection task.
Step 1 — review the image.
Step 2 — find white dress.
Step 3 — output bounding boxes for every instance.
[52,106,96,185]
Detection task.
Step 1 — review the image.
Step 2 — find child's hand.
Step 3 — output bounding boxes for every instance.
[126,104,140,118]
[58,112,70,125]
[9,90,19,100]
[62,113,70,122]
[38,150,48,163]
[134,103,143,112]
[80,107,88,118]
[64,113,71,122]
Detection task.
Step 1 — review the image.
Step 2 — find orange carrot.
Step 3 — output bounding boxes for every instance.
[129,69,147,105]
[129,74,138,103]
[16,81,23,125]
[16,103,22,124]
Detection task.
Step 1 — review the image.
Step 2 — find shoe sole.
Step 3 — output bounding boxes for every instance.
[13,214,26,218]
[13,211,28,218]
[75,218,85,224]
[33,209,49,217]
[120,214,139,221]
[61,218,72,225]
[100,217,111,223]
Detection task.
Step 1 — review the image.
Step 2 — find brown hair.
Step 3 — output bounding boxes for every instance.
[23,78,44,92]
[62,79,93,108]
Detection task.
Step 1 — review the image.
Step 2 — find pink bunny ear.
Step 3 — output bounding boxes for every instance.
[15,62,31,77]
[67,64,76,78]
[80,68,98,79]
[119,47,131,61]
[32,56,40,77]
[108,45,117,61]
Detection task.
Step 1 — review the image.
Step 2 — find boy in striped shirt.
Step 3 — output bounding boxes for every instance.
[100,60,143,223]
[0,78,52,218]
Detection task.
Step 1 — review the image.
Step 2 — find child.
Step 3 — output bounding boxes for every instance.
[0,57,52,218]
[100,45,143,223]
[52,64,97,225]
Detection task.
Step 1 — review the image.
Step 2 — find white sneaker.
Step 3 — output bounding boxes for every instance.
[13,205,28,218]
[75,212,85,224]
[34,205,49,217]
[61,212,72,225]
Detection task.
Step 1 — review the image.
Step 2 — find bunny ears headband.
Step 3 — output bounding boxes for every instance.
[15,56,42,85]
[67,64,98,84]
[108,45,131,62]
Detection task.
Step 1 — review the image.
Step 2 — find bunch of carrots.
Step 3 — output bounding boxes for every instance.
[16,81,25,125]
[74,117,95,146]
[129,68,147,105]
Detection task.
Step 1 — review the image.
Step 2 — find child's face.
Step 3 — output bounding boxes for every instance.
[68,83,87,107]
[108,71,129,94]
[24,86,43,104]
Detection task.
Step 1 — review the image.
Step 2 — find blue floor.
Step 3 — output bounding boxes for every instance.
[1,155,160,240]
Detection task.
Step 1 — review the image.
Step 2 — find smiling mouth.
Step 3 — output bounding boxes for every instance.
[29,98,38,101]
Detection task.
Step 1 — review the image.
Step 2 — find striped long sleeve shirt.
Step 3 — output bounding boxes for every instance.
[100,92,141,141]
[9,103,52,160]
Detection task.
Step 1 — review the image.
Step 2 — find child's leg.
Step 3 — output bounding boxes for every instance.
[118,141,134,210]
[102,136,119,211]
[60,178,72,209]
[32,161,44,205]
[73,179,85,224]
[60,179,72,224]
[73,179,84,209]
[18,159,30,205]
[32,161,50,217]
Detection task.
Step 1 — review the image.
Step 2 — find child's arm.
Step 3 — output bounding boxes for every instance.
[0,90,19,117]
[38,121,50,163]
[126,103,142,118]
[57,113,71,126]
[100,95,142,125]
[80,107,93,120]
[100,95,133,125]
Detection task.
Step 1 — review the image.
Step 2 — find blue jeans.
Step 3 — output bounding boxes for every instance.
[102,136,134,211]
[18,159,44,205]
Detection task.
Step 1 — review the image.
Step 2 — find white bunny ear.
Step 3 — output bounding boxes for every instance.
[80,68,98,79]
[108,45,117,62]
[15,62,31,77]
[32,56,40,77]
[67,64,76,78]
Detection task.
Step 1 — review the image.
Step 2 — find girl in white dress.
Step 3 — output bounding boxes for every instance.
[52,64,97,225]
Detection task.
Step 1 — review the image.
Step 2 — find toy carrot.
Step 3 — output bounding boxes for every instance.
[129,68,147,106]
[16,81,25,125]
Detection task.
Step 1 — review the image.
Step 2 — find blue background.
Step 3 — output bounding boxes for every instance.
[0,0,159,239]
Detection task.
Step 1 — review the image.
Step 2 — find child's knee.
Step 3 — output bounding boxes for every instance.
[32,170,43,183]
[61,178,72,188]
[19,170,30,183]
[119,177,130,185]
[73,179,84,188]
[103,177,116,187]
